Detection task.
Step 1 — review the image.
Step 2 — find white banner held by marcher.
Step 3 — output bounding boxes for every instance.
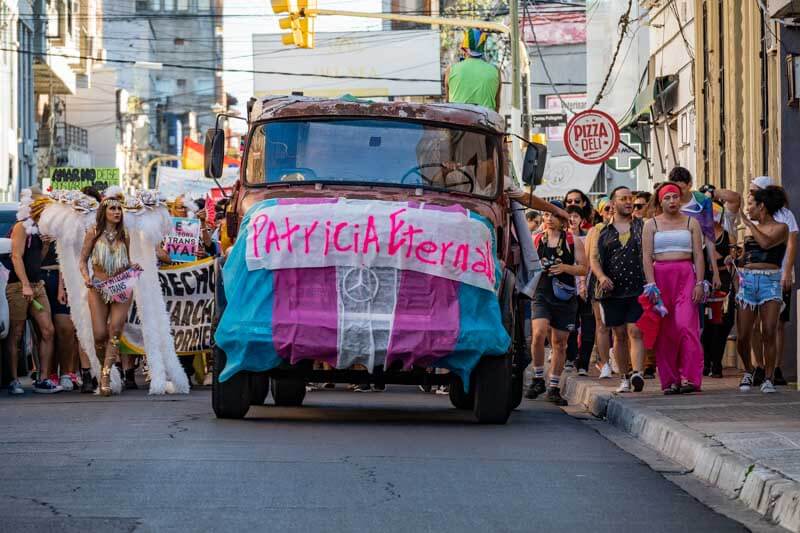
[156,166,238,200]
[245,199,497,292]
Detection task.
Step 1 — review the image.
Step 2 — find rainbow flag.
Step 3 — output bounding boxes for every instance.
[215,198,510,387]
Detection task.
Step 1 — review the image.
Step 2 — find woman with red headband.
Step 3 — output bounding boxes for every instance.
[642,182,706,394]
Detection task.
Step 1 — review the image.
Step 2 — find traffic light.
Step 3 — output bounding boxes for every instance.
[271,0,315,48]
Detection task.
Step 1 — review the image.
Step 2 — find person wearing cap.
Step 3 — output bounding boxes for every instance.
[445,29,501,112]
[3,187,60,394]
[747,176,796,386]
[590,186,647,394]
[525,200,587,405]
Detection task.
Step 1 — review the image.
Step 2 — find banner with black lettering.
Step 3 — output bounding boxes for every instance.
[120,257,215,356]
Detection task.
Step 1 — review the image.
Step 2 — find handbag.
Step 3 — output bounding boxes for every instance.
[552,277,577,301]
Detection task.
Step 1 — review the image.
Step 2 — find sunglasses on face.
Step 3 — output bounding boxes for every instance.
[634,203,646,210]
[565,198,583,205]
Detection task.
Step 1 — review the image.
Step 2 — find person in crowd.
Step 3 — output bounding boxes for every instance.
[585,196,613,379]
[41,243,80,391]
[591,187,646,393]
[4,187,59,394]
[736,186,790,394]
[700,201,736,378]
[746,176,797,387]
[633,191,651,219]
[565,205,594,376]
[526,210,542,234]
[642,183,706,394]
[79,188,138,396]
[526,201,587,405]
[564,189,597,229]
[445,29,501,112]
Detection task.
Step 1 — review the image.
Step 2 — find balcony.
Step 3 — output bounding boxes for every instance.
[37,122,91,167]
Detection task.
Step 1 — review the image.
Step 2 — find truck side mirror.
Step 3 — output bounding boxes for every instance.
[521,142,547,187]
[204,128,225,179]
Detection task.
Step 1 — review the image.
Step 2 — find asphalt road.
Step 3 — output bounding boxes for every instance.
[0,386,744,533]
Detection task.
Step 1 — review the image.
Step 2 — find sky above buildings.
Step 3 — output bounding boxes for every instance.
[223,0,382,121]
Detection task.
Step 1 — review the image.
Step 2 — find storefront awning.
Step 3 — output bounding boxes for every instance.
[618,75,678,131]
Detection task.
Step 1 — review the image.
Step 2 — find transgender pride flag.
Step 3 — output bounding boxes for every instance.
[215,198,510,387]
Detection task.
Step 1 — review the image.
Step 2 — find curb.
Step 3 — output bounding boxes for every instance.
[561,374,800,532]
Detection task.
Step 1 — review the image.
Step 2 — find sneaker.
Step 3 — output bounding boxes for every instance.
[773,367,788,386]
[578,368,588,377]
[630,372,645,392]
[643,367,656,379]
[599,363,613,379]
[761,379,777,394]
[372,384,386,392]
[59,374,74,391]
[564,360,575,372]
[663,384,681,395]
[33,379,63,394]
[680,383,697,394]
[525,378,546,399]
[353,384,371,392]
[7,379,24,395]
[753,367,766,387]
[616,378,631,393]
[739,372,753,392]
[434,385,448,395]
[546,387,568,406]
[323,383,336,390]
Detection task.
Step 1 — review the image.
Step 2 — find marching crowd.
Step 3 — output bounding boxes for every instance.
[523,169,796,405]
[2,186,229,396]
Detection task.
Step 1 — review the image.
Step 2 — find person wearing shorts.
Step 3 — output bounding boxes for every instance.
[591,186,647,394]
[526,201,587,405]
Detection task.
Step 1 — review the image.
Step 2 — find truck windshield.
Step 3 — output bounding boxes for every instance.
[245,119,500,197]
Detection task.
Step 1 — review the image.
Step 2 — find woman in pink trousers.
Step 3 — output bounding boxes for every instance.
[642,183,707,394]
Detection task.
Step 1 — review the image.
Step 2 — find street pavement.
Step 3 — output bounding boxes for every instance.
[0,386,744,533]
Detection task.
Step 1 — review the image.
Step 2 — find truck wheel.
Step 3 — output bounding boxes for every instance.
[249,373,270,405]
[212,346,251,419]
[448,376,475,410]
[473,354,512,424]
[509,370,524,411]
[271,377,306,407]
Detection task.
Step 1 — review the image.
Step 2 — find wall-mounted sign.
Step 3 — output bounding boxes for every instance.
[563,109,620,165]
[46,167,120,191]
[544,93,587,141]
[530,110,567,129]
[606,131,644,172]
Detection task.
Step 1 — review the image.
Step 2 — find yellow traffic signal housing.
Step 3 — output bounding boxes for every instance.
[271,0,296,14]
[298,17,314,48]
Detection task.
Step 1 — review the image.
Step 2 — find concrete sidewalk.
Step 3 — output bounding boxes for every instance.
[560,371,800,532]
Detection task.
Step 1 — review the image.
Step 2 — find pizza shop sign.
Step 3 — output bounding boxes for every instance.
[563,109,620,165]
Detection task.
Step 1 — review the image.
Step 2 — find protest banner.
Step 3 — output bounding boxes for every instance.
[93,266,143,303]
[205,187,231,227]
[120,258,215,356]
[156,166,237,200]
[166,217,201,262]
[245,198,498,292]
[45,167,120,192]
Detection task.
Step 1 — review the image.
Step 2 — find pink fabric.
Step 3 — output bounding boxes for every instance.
[272,267,339,366]
[386,270,460,369]
[653,260,703,390]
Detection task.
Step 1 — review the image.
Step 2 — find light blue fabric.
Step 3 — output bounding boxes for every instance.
[433,211,511,388]
[215,199,282,382]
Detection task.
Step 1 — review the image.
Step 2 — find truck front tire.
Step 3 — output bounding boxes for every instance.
[473,354,512,424]
[212,346,251,419]
[271,377,306,407]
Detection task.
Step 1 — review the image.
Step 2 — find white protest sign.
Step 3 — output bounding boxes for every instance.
[156,166,238,201]
[245,199,497,292]
[93,266,143,303]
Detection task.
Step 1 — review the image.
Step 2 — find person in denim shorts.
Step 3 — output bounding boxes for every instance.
[735,186,789,394]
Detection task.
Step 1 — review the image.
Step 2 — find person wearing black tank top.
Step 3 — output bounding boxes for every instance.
[735,187,789,394]
[5,188,59,394]
[525,201,587,406]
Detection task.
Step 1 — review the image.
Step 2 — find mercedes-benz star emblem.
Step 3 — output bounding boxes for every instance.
[342,267,380,303]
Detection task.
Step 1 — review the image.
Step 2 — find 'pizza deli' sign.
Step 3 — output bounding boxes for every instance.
[563,109,620,165]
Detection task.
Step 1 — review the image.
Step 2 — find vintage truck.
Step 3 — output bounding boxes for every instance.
[204,96,545,423]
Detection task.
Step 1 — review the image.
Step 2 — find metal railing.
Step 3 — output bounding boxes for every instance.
[38,122,89,151]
